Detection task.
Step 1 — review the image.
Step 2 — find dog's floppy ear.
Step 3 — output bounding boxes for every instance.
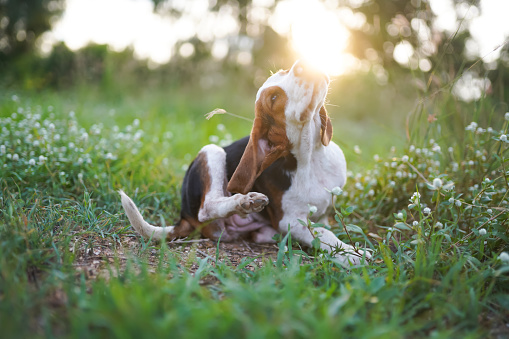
[227,117,288,195]
[319,106,333,146]
[227,117,265,194]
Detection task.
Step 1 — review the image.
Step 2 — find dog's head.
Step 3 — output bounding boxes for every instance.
[228,60,331,194]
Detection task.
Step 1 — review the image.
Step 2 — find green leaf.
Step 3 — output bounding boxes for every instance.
[342,206,354,216]
[345,224,364,234]
[297,218,308,227]
[311,236,321,250]
[394,222,412,231]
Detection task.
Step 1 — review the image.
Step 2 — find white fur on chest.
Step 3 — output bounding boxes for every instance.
[280,141,346,228]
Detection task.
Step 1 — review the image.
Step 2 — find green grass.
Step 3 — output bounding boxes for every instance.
[1,78,508,338]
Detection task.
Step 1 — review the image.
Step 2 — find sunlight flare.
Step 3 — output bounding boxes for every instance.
[273,0,354,76]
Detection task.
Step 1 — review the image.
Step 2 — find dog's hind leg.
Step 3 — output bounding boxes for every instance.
[196,144,269,223]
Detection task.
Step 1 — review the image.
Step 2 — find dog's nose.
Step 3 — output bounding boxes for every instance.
[290,60,330,84]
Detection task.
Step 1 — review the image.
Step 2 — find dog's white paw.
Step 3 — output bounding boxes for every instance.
[235,192,269,214]
[335,246,371,266]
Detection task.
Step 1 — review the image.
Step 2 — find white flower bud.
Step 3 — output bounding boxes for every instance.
[331,186,343,196]
[499,252,509,262]
[308,205,317,214]
[432,178,442,189]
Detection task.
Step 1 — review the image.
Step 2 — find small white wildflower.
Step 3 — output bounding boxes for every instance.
[499,252,509,262]
[402,155,409,162]
[12,154,19,161]
[487,209,493,214]
[308,205,318,214]
[354,145,361,154]
[133,119,140,127]
[423,207,431,215]
[69,111,75,118]
[448,147,454,153]
[355,182,363,190]
[432,178,442,190]
[391,162,397,168]
[389,181,396,187]
[331,186,343,196]
[59,171,65,176]
[396,171,402,178]
[39,155,46,163]
[105,152,114,160]
[28,159,36,166]
[396,212,403,219]
[367,189,375,196]
[449,198,454,204]
[479,228,487,235]
[209,135,219,143]
[412,221,419,227]
[500,134,507,142]
[505,112,509,121]
[487,127,493,133]
[78,173,83,181]
[0,145,5,154]
[409,145,415,152]
[435,222,443,228]
[373,154,380,161]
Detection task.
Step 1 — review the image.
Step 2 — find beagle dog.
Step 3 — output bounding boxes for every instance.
[120,61,370,265]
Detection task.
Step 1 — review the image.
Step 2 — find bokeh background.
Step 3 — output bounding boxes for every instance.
[1,0,509,169]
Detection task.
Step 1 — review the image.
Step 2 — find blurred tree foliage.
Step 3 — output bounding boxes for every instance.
[0,0,65,66]
[1,0,508,100]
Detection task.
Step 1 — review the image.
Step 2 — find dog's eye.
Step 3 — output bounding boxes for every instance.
[271,94,278,102]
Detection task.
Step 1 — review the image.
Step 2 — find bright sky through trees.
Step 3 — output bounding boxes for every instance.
[46,0,509,76]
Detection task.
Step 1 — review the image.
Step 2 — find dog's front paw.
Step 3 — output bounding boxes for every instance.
[335,246,371,266]
[235,192,269,214]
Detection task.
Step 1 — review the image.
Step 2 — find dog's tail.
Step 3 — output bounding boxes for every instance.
[119,190,177,241]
